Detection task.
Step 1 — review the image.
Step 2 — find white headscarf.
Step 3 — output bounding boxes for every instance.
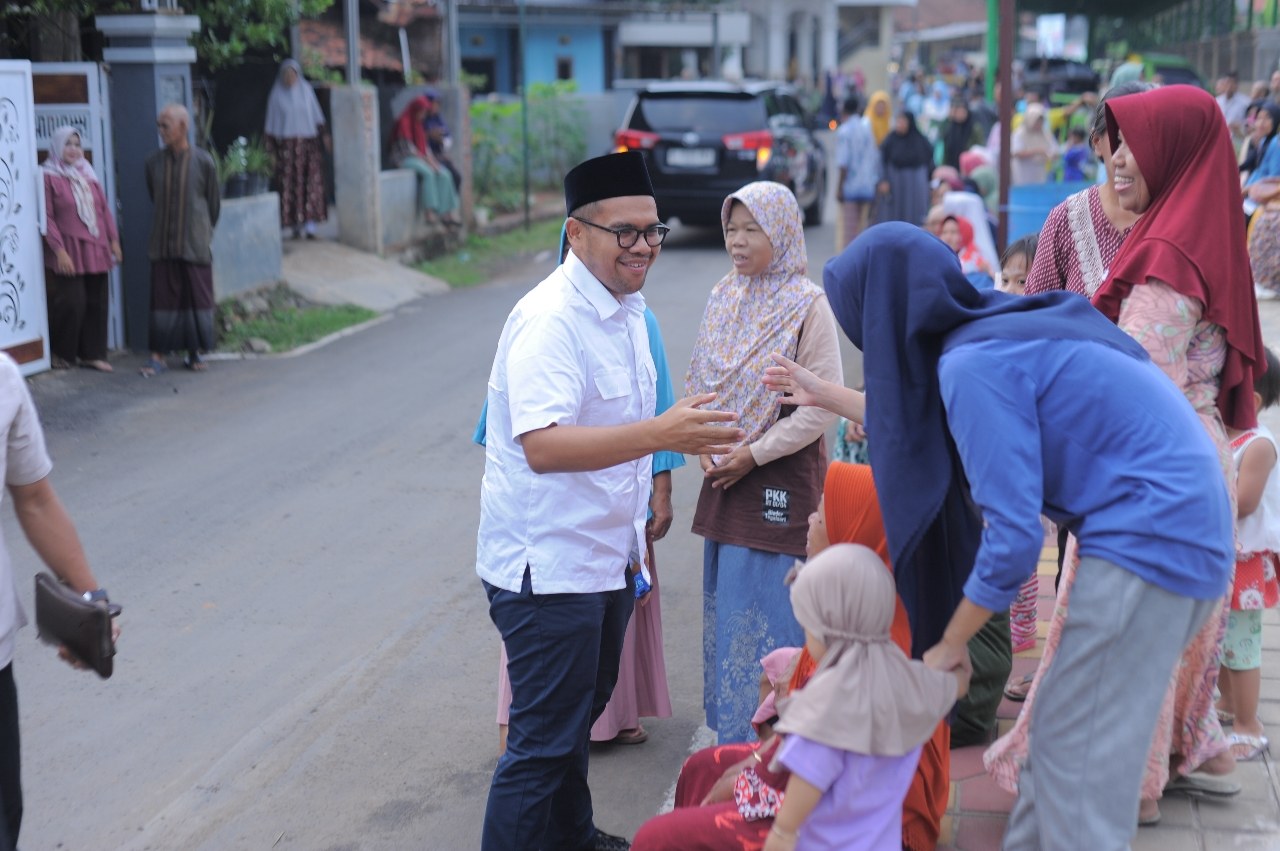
[942,190,1000,273]
[264,59,326,139]
[776,544,957,757]
[41,125,99,238]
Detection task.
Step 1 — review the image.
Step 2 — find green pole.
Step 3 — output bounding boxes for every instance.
[1269,0,1278,29]
[986,0,998,101]
[519,0,530,230]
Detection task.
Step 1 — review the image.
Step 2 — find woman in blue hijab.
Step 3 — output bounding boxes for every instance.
[764,222,1233,850]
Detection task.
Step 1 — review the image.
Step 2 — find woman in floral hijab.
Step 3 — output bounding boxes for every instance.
[686,180,844,744]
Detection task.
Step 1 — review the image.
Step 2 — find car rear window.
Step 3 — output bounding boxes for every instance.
[631,94,768,135]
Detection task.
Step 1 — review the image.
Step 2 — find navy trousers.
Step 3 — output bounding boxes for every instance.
[481,565,634,851]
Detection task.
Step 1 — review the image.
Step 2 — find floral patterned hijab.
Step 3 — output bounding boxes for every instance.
[685,181,823,457]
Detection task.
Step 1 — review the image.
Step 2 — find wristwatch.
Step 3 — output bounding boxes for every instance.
[81,588,109,603]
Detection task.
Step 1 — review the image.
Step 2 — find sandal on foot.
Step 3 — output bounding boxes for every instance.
[1165,771,1242,797]
[81,359,113,373]
[1228,732,1270,761]
[51,356,72,370]
[184,356,208,372]
[1217,708,1235,726]
[139,358,167,377]
[1004,672,1035,702]
[1138,806,1161,827]
[611,727,648,745]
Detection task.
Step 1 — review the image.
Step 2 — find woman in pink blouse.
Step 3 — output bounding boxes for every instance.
[41,125,121,372]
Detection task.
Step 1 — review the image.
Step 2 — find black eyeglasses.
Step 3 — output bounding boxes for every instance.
[573,217,671,249]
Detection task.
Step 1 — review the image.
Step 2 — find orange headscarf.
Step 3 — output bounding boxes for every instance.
[814,462,951,851]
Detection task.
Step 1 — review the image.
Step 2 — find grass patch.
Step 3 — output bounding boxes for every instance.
[417,217,564,287]
[218,302,378,353]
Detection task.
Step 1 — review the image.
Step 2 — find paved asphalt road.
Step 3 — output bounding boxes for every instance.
[10,214,860,849]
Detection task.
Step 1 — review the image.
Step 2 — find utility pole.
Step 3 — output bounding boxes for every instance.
[345,0,360,85]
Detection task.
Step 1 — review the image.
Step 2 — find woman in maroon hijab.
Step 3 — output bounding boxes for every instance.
[991,84,1265,827]
[1098,83,1266,823]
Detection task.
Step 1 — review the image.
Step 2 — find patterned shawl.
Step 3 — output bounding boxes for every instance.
[685,181,823,457]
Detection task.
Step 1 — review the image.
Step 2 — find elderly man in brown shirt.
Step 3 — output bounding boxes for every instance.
[140,103,220,376]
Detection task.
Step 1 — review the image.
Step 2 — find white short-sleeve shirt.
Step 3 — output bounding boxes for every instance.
[477,251,657,594]
[0,355,53,668]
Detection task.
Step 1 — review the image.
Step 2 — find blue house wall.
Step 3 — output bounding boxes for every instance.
[459,26,515,93]
[460,22,606,94]
[525,25,605,93]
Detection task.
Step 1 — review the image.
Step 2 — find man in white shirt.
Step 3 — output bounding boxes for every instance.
[477,151,741,851]
[1217,72,1252,143]
[0,354,119,850]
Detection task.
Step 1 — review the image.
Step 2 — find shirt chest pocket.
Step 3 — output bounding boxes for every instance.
[594,367,632,400]
[581,366,633,426]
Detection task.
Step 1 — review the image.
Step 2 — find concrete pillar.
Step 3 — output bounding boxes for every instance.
[767,2,789,81]
[331,85,382,253]
[796,12,815,86]
[818,1,838,78]
[96,13,200,351]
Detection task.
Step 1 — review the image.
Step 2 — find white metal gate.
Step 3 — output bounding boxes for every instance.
[32,62,122,352]
[0,61,50,376]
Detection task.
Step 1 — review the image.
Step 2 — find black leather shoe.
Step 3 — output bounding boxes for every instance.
[587,828,631,850]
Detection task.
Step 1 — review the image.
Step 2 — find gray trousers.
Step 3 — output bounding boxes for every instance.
[1002,557,1218,851]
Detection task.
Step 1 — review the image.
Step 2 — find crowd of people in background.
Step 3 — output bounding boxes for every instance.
[475,54,1280,851]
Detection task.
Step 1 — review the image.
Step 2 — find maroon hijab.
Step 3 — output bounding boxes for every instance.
[392,96,430,157]
[1093,85,1265,430]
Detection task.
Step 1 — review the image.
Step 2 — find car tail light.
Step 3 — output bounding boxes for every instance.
[723,130,772,170]
[614,129,659,152]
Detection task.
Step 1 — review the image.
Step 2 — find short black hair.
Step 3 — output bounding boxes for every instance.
[1000,233,1038,269]
[843,95,861,116]
[1090,81,1156,147]
[1256,346,1280,410]
[1068,126,1087,141]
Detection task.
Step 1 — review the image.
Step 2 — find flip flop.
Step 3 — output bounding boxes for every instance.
[138,358,167,377]
[611,727,648,745]
[1138,808,1161,827]
[1228,732,1270,761]
[1164,771,1242,797]
[1003,672,1035,702]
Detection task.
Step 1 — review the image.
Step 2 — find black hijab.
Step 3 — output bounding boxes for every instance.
[941,106,975,170]
[822,222,1148,655]
[881,111,934,170]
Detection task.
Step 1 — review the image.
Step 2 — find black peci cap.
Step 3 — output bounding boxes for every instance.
[563,150,655,216]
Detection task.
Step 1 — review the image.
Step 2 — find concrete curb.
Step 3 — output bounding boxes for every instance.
[205,313,394,363]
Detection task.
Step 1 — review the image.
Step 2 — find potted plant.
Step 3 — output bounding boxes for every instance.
[221,136,250,198]
[243,136,273,195]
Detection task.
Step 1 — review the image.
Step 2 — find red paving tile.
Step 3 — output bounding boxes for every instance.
[956,772,1017,814]
[953,814,1009,850]
[950,744,988,781]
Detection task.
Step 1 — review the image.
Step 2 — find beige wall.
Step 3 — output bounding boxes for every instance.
[842,8,895,95]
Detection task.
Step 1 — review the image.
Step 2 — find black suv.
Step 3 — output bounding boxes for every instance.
[614,81,827,228]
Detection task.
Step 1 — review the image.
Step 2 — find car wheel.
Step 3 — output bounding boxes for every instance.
[803,175,825,227]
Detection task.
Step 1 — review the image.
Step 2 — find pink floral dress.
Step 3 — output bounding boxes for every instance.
[986,282,1233,800]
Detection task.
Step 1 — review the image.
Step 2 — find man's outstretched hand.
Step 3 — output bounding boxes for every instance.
[655,393,743,456]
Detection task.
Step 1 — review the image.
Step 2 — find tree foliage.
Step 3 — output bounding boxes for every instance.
[8,0,333,69]
[191,0,333,71]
